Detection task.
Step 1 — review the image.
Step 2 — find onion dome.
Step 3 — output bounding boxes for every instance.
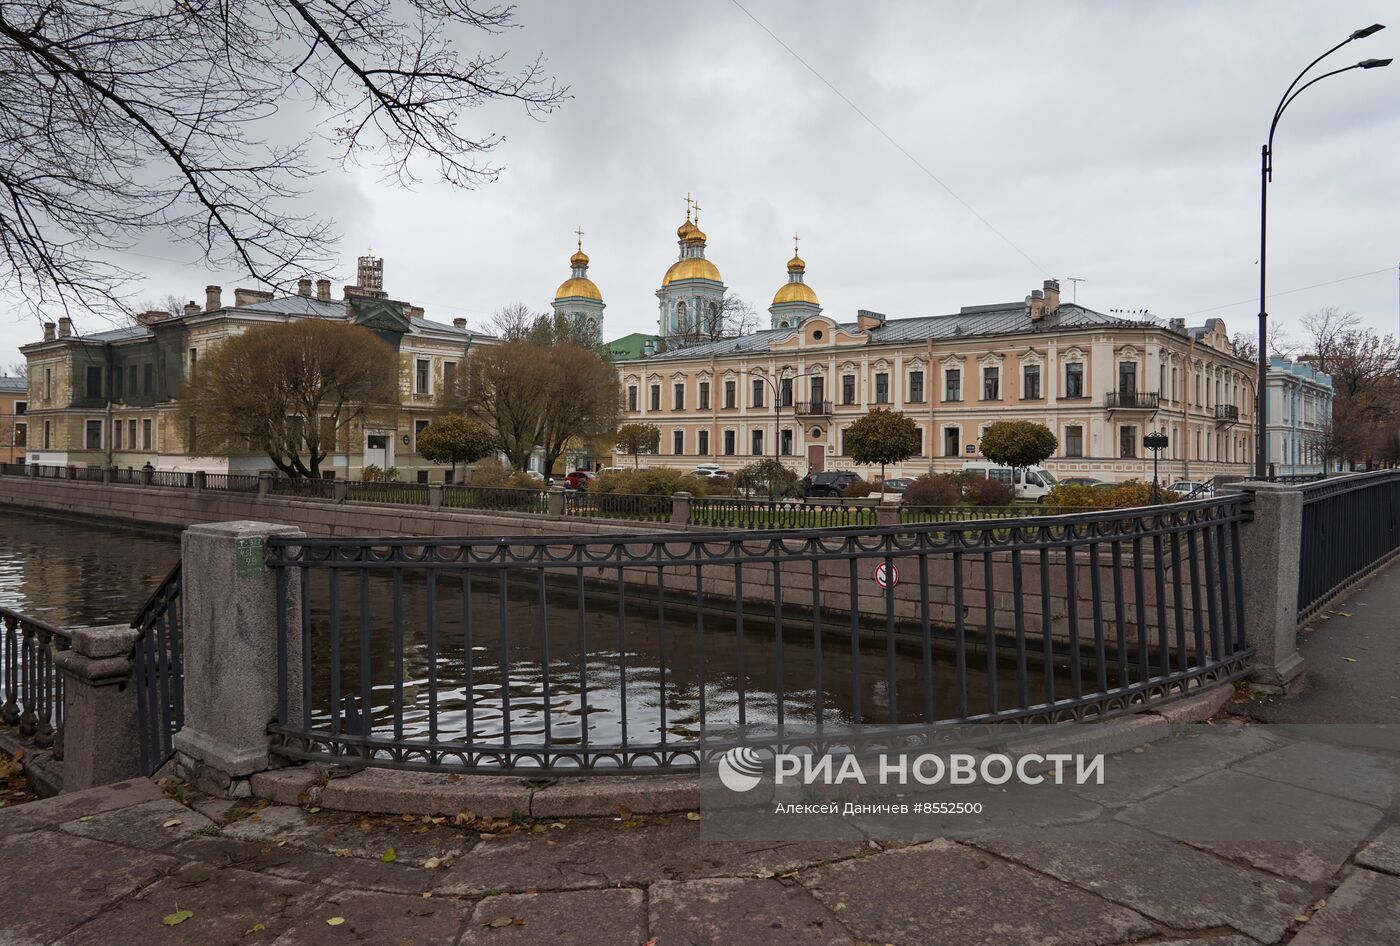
[662,257,722,286]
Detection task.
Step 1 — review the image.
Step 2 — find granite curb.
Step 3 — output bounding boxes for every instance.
[248,683,1236,818]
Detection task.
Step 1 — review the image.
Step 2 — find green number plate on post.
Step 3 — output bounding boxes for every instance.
[235,537,265,577]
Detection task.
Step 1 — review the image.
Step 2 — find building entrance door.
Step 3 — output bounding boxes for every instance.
[807,444,825,472]
[365,433,389,470]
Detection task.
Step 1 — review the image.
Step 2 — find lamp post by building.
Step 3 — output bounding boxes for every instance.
[1256,24,1390,477]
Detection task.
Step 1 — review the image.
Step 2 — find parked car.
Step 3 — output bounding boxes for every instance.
[960,461,1058,502]
[595,466,627,477]
[805,470,865,498]
[1166,481,1214,499]
[1059,477,1102,488]
[690,467,731,482]
[872,476,915,502]
[563,469,595,490]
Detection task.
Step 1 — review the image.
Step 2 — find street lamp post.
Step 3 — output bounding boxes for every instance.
[756,366,795,496]
[1256,24,1390,477]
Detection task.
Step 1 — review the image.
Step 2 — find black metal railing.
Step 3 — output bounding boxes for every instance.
[132,562,184,776]
[1105,391,1161,410]
[444,484,549,516]
[794,400,832,416]
[0,608,71,752]
[70,466,105,482]
[266,496,1252,775]
[347,481,428,505]
[1214,404,1240,423]
[899,505,1102,524]
[150,470,194,488]
[564,491,674,522]
[0,462,27,476]
[1297,470,1400,620]
[690,497,876,529]
[204,473,261,492]
[271,476,337,500]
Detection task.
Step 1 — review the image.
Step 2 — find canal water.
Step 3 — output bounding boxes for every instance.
[3,510,1061,754]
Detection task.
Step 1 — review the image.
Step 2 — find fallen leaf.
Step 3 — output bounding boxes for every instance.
[423,857,441,870]
[686,812,702,821]
[163,910,194,926]
[163,819,182,828]
[1338,611,1352,617]
[1294,914,1310,923]
[485,916,515,928]
[78,816,93,822]
[755,869,776,878]
[382,847,397,863]
[326,916,346,926]
[307,807,321,814]
[1342,657,1358,663]
[246,923,266,934]
[549,822,566,830]
[331,848,353,857]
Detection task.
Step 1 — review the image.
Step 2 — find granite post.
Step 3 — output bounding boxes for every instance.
[1229,482,1305,690]
[547,486,565,518]
[54,624,142,791]
[876,502,900,528]
[671,490,692,526]
[173,521,304,796]
[428,484,444,509]
[257,471,273,496]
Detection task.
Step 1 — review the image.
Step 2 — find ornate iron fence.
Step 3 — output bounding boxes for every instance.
[204,473,261,492]
[131,563,184,776]
[271,477,337,500]
[689,497,876,529]
[0,462,27,476]
[1297,470,1400,620]
[444,485,549,515]
[0,608,71,753]
[348,482,429,505]
[564,490,673,522]
[70,466,106,482]
[149,470,194,488]
[266,496,1251,775]
[898,505,1102,525]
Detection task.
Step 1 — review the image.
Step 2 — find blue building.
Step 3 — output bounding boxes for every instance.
[1267,357,1335,476]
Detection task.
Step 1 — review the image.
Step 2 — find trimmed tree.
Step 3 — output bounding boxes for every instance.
[844,408,922,487]
[615,423,660,468]
[416,414,496,476]
[977,421,1058,481]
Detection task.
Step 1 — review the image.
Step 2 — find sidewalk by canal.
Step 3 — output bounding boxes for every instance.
[5,565,1400,946]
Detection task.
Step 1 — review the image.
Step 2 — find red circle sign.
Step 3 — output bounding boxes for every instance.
[874,561,899,589]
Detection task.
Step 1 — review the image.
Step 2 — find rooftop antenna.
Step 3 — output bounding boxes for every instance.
[1065,277,1085,304]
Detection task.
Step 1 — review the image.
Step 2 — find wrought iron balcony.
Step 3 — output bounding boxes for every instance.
[1104,391,1161,410]
[794,400,832,416]
[1215,404,1240,425]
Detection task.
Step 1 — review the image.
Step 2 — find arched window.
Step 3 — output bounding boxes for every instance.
[676,301,687,332]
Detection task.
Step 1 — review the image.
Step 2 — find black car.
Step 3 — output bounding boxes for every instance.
[805,470,864,498]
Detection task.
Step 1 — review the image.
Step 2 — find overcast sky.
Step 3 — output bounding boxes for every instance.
[4,0,1398,369]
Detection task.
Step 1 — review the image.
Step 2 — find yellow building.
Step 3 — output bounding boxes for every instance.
[613,220,1255,483]
[21,255,491,481]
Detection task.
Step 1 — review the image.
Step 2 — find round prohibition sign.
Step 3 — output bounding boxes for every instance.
[874,561,900,589]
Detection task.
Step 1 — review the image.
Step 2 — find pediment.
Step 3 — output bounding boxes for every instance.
[349,298,412,334]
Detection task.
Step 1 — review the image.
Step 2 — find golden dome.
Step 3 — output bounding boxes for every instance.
[677,219,699,240]
[773,281,819,306]
[570,248,589,266]
[683,226,707,244]
[661,257,722,286]
[554,276,602,301]
[787,254,806,272]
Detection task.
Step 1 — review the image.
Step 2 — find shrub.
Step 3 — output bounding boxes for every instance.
[901,473,964,506]
[734,459,801,498]
[1100,480,1175,509]
[978,421,1057,472]
[1045,480,1177,510]
[466,457,538,489]
[594,467,709,497]
[962,476,1015,506]
[1045,483,1101,509]
[842,478,875,498]
[360,464,400,483]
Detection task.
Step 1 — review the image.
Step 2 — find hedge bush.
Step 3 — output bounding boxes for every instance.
[900,473,964,506]
[594,467,710,497]
[962,476,1015,506]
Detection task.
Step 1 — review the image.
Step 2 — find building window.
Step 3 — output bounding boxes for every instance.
[780,428,793,456]
[443,361,457,394]
[627,385,638,412]
[113,420,122,450]
[840,429,847,455]
[1120,425,1137,459]
[649,384,661,411]
[724,380,736,409]
[85,419,102,449]
[417,469,429,484]
[914,428,925,456]
[874,372,889,404]
[780,377,793,407]
[723,430,735,455]
[14,401,24,416]
[982,366,1000,400]
[811,376,825,407]
[127,365,137,397]
[415,359,430,394]
[143,363,153,396]
[673,429,684,455]
[1064,425,1083,457]
[842,374,856,405]
[1118,361,1136,394]
[673,382,685,411]
[43,420,51,449]
[142,418,153,450]
[752,379,765,408]
[943,426,960,457]
[13,423,24,447]
[86,366,102,399]
[908,370,924,403]
[414,419,430,451]
[189,348,198,374]
[751,429,764,455]
[1023,364,1041,399]
[945,368,961,402]
[1065,362,1083,398]
[698,429,710,455]
[698,381,710,410]
[128,419,137,450]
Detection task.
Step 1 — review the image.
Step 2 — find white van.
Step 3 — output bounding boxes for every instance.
[960,461,1058,502]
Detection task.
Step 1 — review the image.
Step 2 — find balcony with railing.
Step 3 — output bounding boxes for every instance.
[794,399,832,416]
[1104,390,1161,410]
[1215,404,1240,425]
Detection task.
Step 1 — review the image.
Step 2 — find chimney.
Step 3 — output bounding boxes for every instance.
[856,309,886,331]
[315,279,331,301]
[1026,290,1046,322]
[205,285,222,311]
[1042,279,1060,312]
[642,339,656,356]
[452,317,467,330]
[58,316,73,338]
[297,277,312,297]
[43,322,56,342]
[183,301,200,318]
[407,306,424,320]
[135,310,168,326]
[233,287,275,307]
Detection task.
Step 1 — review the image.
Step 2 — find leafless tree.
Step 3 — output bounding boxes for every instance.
[0,1,567,322]
[1296,307,1400,468]
[134,294,188,320]
[4,362,26,380]
[672,292,759,345]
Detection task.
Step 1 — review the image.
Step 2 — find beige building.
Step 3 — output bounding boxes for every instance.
[21,255,491,481]
[614,261,1256,484]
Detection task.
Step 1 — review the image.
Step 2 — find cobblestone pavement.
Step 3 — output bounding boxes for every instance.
[6,574,1400,945]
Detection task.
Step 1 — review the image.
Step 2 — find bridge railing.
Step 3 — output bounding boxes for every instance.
[1297,470,1400,620]
[264,496,1252,776]
[0,608,70,754]
[689,496,876,529]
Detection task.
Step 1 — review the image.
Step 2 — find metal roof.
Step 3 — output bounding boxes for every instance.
[0,376,26,394]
